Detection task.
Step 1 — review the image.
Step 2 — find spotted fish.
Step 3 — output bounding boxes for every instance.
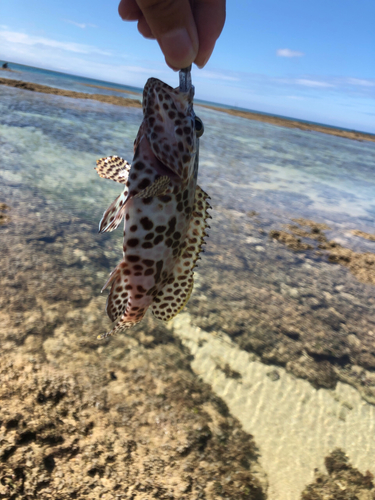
[95,74,210,339]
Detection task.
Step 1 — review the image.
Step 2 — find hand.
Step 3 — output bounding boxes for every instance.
[118,0,226,69]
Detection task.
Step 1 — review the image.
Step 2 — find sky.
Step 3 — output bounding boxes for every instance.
[0,0,374,133]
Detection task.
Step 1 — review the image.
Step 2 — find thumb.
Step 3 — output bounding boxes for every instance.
[136,0,199,69]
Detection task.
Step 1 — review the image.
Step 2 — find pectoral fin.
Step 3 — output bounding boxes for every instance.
[98,190,129,233]
[96,156,131,184]
[133,175,171,199]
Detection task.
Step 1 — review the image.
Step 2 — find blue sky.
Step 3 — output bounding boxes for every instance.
[1,0,374,132]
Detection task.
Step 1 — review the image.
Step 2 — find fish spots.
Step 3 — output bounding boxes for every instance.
[127,238,139,247]
[130,173,138,180]
[134,161,145,171]
[143,259,154,267]
[127,255,140,263]
[178,141,184,152]
[166,216,176,237]
[154,235,164,245]
[155,225,166,233]
[145,268,154,276]
[138,178,151,190]
[177,202,183,212]
[140,217,153,230]
[154,260,163,284]
[142,242,153,249]
[142,197,153,205]
[159,195,172,203]
[145,232,154,240]
[130,225,138,232]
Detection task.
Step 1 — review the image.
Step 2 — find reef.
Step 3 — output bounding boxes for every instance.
[301,449,375,500]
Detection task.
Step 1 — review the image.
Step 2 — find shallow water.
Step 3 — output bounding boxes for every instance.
[1,73,375,499]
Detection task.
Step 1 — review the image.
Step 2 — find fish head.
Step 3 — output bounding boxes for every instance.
[139,77,202,183]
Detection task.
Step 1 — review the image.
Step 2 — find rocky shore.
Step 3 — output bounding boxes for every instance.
[0,77,141,108]
[199,105,375,143]
[0,187,266,500]
[1,76,374,142]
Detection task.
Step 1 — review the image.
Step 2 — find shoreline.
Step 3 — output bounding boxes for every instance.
[0,77,141,108]
[1,75,374,142]
[199,104,375,143]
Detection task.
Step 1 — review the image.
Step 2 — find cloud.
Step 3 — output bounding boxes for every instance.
[346,78,375,87]
[277,48,304,58]
[63,19,97,29]
[0,29,110,56]
[197,70,240,82]
[296,79,335,88]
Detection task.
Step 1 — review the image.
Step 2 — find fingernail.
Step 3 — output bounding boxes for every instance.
[196,47,214,69]
[159,28,197,68]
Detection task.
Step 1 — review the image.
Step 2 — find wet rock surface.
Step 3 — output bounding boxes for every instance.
[188,209,375,403]
[0,77,141,109]
[0,188,266,500]
[301,449,375,500]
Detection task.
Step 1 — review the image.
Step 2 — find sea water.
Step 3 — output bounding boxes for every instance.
[1,64,375,499]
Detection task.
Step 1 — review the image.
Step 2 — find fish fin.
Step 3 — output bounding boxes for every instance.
[151,274,194,321]
[98,190,129,233]
[102,261,129,322]
[151,184,211,322]
[98,307,147,340]
[95,156,131,184]
[133,175,171,198]
[97,316,142,340]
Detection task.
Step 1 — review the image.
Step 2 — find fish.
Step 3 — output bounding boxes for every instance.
[95,75,211,339]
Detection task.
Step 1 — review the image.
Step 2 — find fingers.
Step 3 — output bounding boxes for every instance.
[120,0,199,69]
[118,0,142,21]
[193,0,226,68]
[119,0,226,69]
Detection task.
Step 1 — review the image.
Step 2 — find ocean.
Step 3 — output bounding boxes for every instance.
[1,62,375,500]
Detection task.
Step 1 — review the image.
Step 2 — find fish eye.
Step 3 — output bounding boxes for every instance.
[195,116,204,138]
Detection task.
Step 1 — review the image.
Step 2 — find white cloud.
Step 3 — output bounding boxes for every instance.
[277,48,304,58]
[296,79,335,88]
[63,19,97,29]
[346,78,375,87]
[0,30,110,56]
[197,70,240,82]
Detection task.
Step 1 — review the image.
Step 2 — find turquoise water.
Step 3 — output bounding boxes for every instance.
[1,64,375,499]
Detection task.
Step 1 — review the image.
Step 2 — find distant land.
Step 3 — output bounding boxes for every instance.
[1,72,374,143]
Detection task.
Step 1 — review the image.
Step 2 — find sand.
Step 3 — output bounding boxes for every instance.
[171,312,375,500]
